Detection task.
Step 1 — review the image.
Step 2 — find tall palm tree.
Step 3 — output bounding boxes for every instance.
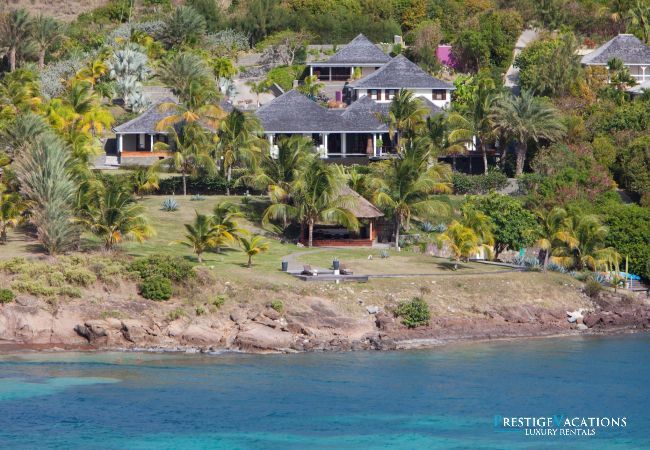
[179,212,217,263]
[490,90,565,176]
[251,135,312,229]
[263,158,359,247]
[240,235,270,268]
[78,184,155,251]
[0,188,27,244]
[553,214,620,271]
[0,112,49,158]
[0,9,32,72]
[630,0,650,44]
[155,123,216,196]
[32,15,63,69]
[369,139,452,249]
[157,52,215,105]
[246,79,270,107]
[535,207,571,270]
[211,201,248,253]
[216,109,266,195]
[380,89,428,152]
[0,69,42,121]
[447,77,497,174]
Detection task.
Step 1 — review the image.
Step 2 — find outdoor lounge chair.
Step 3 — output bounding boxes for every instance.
[302,265,317,276]
[339,264,353,275]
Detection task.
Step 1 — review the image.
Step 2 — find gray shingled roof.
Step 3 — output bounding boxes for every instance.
[114,99,234,134]
[324,34,391,65]
[256,90,349,133]
[581,34,650,65]
[113,98,176,134]
[350,55,455,90]
[256,91,444,134]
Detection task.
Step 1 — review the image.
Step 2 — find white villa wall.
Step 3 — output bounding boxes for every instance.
[356,88,451,108]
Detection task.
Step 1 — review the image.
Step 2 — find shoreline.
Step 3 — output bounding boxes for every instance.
[1,325,646,356]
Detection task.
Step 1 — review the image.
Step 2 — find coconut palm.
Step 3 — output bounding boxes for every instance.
[131,167,159,198]
[0,9,32,72]
[490,90,566,176]
[552,214,620,271]
[436,221,485,269]
[76,59,109,86]
[32,15,63,69]
[0,68,42,120]
[263,158,359,247]
[447,77,497,174]
[369,139,452,249]
[211,201,248,253]
[0,188,27,244]
[297,75,324,99]
[78,184,155,251]
[380,89,428,152]
[240,235,270,268]
[155,123,216,196]
[535,207,572,270]
[461,208,494,250]
[630,0,650,44]
[246,79,270,107]
[179,212,217,263]
[216,109,266,195]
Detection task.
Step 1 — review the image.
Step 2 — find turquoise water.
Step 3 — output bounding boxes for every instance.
[1,334,649,449]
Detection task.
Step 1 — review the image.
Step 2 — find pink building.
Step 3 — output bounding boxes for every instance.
[436,45,455,68]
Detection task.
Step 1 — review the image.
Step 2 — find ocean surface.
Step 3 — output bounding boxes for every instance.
[1,334,649,449]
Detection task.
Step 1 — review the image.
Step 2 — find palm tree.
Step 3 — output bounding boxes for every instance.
[461,208,494,251]
[131,167,160,198]
[32,15,63,69]
[535,207,571,270]
[447,77,497,174]
[380,89,428,152]
[76,59,109,86]
[179,212,217,263]
[157,52,215,106]
[216,109,266,195]
[212,201,248,253]
[490,90,566,176]
[297,75,324,99]
[78,184,155,250]
[12,135,78,255]
[240,235,270,268]
[0,9,32,72]
[0,68,42,120]
[263,159,359,247]
[0,112,49,158]
[246,79,270,107]
[155,123,216,196]
[630,0,650,44]
[370,139,452,249]
[0,188,27,243]
[552,214,620,271]
[436,221,485,269]
[155,81,225,131]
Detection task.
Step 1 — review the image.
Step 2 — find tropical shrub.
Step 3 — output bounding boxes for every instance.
[584,279,602,298]
[0,289,15,304]
[270,300,284,313]
[452,171,508,194]
[212,295,226,309]
[129,255,195,282]
[395,297,430,328]
[139,275,173,301]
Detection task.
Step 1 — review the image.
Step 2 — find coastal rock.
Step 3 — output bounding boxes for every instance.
[230,310,246,324]
[235,323,293,351]
[121,319,156,344]
[566,310,584,323]
[366,306,380,315]
[375,312,396,331]
[576,324,588,330]
[181,324,224,345]
[263,308,281,320]
[583,305,650,329]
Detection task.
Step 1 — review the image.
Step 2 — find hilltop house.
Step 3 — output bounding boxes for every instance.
[307,34,391,82]
[581,34,650,83]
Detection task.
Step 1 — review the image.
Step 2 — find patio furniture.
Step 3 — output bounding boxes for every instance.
[302,265,317,276]
[339,263,353,275]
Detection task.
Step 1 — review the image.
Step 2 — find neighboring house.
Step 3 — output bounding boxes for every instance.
[108,98,233,166]
[256,90,443,160]
[581,34,650,83]
[307,34,391,82]
[348,55,454,108]
[628,79,650,96]
[299,185,384,247]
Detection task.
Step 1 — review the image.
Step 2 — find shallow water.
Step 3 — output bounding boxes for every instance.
[1,334,649,449]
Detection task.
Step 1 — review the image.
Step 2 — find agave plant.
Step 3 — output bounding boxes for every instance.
[161,198,179,212]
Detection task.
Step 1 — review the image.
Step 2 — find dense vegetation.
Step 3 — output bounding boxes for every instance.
[0,0,648,295]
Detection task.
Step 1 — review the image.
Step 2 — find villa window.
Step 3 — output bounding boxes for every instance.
[386,89,396,100]
[370,89,380,100]
[432,90,447,101]
[137,133,146,150]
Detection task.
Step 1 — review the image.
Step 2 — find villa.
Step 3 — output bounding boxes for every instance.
[581,34,650,83]
[307,34,392,82]
[257,54,454,161]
